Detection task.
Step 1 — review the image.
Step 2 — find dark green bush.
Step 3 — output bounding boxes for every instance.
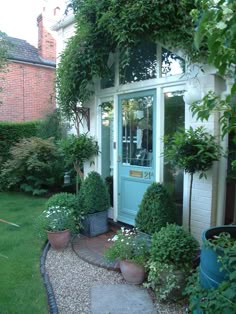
[0,137,64,195]
[135,182,176,234]
[78,171,110,215]
[0,121,40,164]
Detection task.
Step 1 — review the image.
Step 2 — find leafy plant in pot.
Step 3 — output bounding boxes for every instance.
[145,224,199,301]
[45,192,82,232]
[78,171,110,237]
[37,206,76,250]
[104,227,150,284]
[37,192,80,249]
[185,226,236,313]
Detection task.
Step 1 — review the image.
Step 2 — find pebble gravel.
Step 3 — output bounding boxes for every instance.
[46,245,187,314]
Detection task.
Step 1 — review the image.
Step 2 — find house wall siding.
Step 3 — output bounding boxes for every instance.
[0,62,55,122]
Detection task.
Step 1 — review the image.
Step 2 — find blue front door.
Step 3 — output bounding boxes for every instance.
[118,90,156,225]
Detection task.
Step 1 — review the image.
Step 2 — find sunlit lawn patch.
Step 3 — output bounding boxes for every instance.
[0,192,48,314]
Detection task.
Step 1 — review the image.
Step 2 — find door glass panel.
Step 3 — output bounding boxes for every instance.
[161,48,185,77]
[121,95,153,167]
[164,91,185,224]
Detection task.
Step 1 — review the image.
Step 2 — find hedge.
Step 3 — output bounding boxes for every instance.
[0,121,40,164]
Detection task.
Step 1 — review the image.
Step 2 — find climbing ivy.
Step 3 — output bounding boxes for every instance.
[57,0,198,123]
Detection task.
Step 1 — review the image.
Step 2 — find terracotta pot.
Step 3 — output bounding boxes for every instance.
[119,260,146,284]
[46,229,70,250]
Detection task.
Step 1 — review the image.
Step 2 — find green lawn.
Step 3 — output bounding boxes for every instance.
[0,192,48,314]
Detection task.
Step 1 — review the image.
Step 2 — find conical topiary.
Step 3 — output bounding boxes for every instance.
[135,182,176,235]
[78,171,110,215]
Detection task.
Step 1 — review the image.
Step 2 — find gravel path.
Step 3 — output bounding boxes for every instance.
[46,245,187,314]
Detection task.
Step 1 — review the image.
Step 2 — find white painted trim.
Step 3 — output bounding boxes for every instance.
[113,94,119,222]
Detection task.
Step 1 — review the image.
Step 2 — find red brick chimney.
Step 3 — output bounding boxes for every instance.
[37,6,59,62]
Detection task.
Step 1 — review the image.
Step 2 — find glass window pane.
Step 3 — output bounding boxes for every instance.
[164,91,185,224]
[161,48,185,77]
[120,41,157,84]
[101,101,114,178]
[122,96,153,167]
[101,63,115,89]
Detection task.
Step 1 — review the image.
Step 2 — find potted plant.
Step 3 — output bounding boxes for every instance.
[145,224,199,300]
[135,182,176,235]
[199,225,236,289]
[45,192,83,233]
[37,192,81,249]
[78,171,110,237]
[186,226,236,313]
[37,205,76,249]
[164,126,222,233]
[104,227,150,284]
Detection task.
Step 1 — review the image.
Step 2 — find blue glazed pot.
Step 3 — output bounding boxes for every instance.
[200,225,236,289]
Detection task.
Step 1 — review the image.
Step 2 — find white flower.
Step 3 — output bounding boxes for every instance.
[112,235,118,242]
[216,21,227,30]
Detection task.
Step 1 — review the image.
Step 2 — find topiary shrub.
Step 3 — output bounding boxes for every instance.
[135,182,176,235]
[78,171,110,215]
[145,224,199,300]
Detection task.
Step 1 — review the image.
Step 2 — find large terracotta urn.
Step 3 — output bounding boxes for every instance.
[46,229,70,250]
[119,260,146,284]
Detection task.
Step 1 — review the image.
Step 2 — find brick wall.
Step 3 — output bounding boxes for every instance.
[0,62,56,122]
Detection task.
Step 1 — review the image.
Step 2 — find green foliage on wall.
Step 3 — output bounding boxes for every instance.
[57,0,197,120]
[0,121,40,165]
[190,0,236,177]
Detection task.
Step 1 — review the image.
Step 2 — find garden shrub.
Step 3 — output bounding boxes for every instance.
[0,137,64,195]
[135,182,176,234]
[146,224,199,300]
[78,171,110,215]
[0,121,40,165]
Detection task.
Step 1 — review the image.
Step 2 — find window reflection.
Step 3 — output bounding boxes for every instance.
[120,41,157,84]
[161,48,185,77]
[164,91,185,225]
[101,101,114,178]
[122,96,153,167]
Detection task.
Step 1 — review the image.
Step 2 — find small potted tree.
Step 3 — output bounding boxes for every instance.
[58,133,99,195]
[78,171,110,237]
[164,126,222,233]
